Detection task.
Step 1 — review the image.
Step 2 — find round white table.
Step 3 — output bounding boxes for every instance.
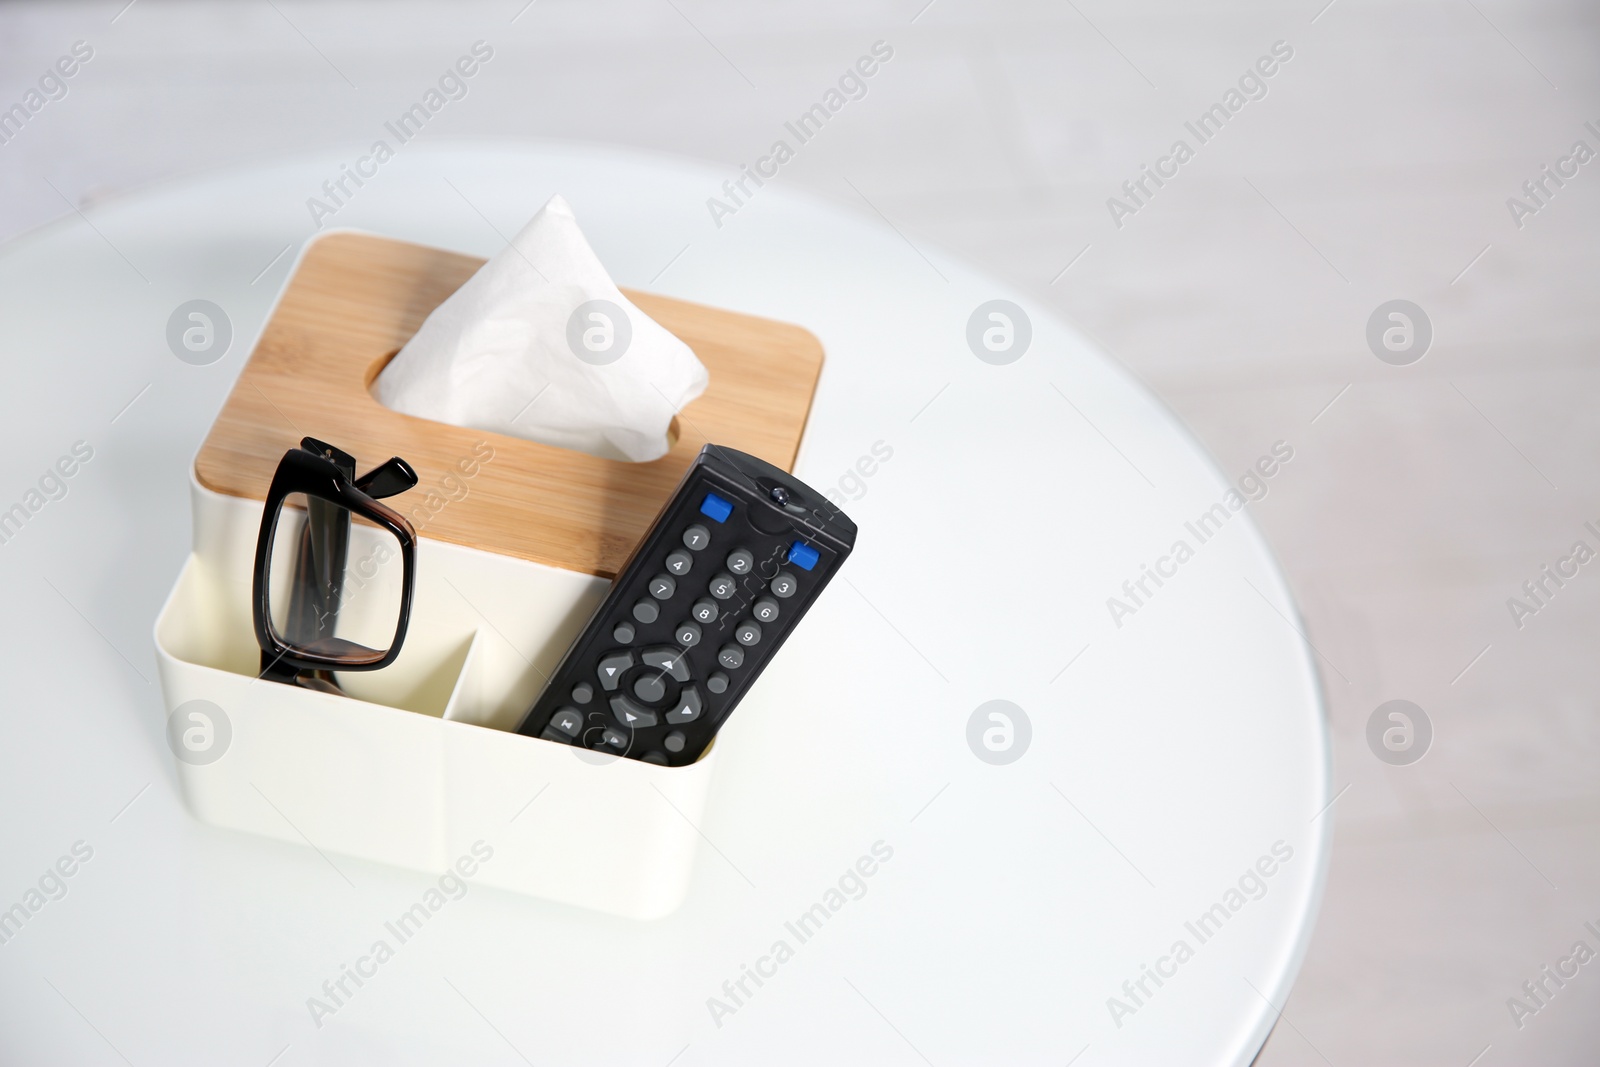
[0,141,1328,1065]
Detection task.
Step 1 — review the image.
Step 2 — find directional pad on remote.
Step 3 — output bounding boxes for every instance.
[610,695,659,728]
[633,674,667,704]
[665,687,702,725]
[597,651,633,690]
[641,647,691,682]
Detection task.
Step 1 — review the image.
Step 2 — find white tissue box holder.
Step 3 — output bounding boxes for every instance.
[152,230,825,919]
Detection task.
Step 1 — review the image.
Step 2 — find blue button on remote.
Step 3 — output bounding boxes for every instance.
[787,541,820,571]
[700,492,733,523]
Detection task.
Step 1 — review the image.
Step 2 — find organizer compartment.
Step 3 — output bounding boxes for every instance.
[155,478,717,920]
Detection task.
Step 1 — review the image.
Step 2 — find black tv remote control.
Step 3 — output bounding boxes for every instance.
[516,445,856,766]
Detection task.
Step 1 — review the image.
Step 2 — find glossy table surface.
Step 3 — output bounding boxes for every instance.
[0,142,1327,1066]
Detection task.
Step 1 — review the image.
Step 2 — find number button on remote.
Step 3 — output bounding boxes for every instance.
[726,548,753,575]
[709,573,737,600]
[692,598,718,624]
[665,686,702,724]
[649,575,676,600]
[770,572,798,598]
[598,651,633,690]
[683,524,711,551]
[718,644,745,670]
[665,550,693,576]
[752,597,779,623]
[675,621,701,647]
[735,620,762,646]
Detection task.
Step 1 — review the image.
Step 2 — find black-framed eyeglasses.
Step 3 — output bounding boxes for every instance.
[252,437,419,693]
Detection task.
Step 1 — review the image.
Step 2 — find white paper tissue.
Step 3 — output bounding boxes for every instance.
[374,194,707,463]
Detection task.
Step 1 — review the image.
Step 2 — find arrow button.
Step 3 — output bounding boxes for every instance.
[665,686,702,725]
[597,650,634,691]
[609,694,658,729]
[641,646,692,682]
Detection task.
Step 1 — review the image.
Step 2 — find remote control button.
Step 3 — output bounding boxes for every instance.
[700,493,734,523]
[600,727,629,749]
[770,572,798,598]
[675,620,702,647]
[666,687,702,724]
[707,672,729,694]
[613,621,635,642]
[641,647,692,682]
[718,644,745,669]
[632,598,660,624]
[611,695,659,728]
[752,597,780,623]
[735,620,762,646]
[547,707,583,736]
[787,541,820,571]
[709,573,737,600]
[572,683,594,704]
[683,524,711,551]
[664,730,687,753]
[540,726,575,744]
[726,548,754,575]
[640,751,668,765]
[649,574,676,600]
[665,550,693,576]
[692,598,719,624]
[597,651,634,690]
[632,674,667,704]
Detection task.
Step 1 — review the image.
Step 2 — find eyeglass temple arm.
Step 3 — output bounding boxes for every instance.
[354,457,419,500]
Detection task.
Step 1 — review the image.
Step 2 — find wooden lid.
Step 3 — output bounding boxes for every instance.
[194,231,823,578]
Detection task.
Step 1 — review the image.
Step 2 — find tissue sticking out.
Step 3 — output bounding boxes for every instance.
[374,195,709,463]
